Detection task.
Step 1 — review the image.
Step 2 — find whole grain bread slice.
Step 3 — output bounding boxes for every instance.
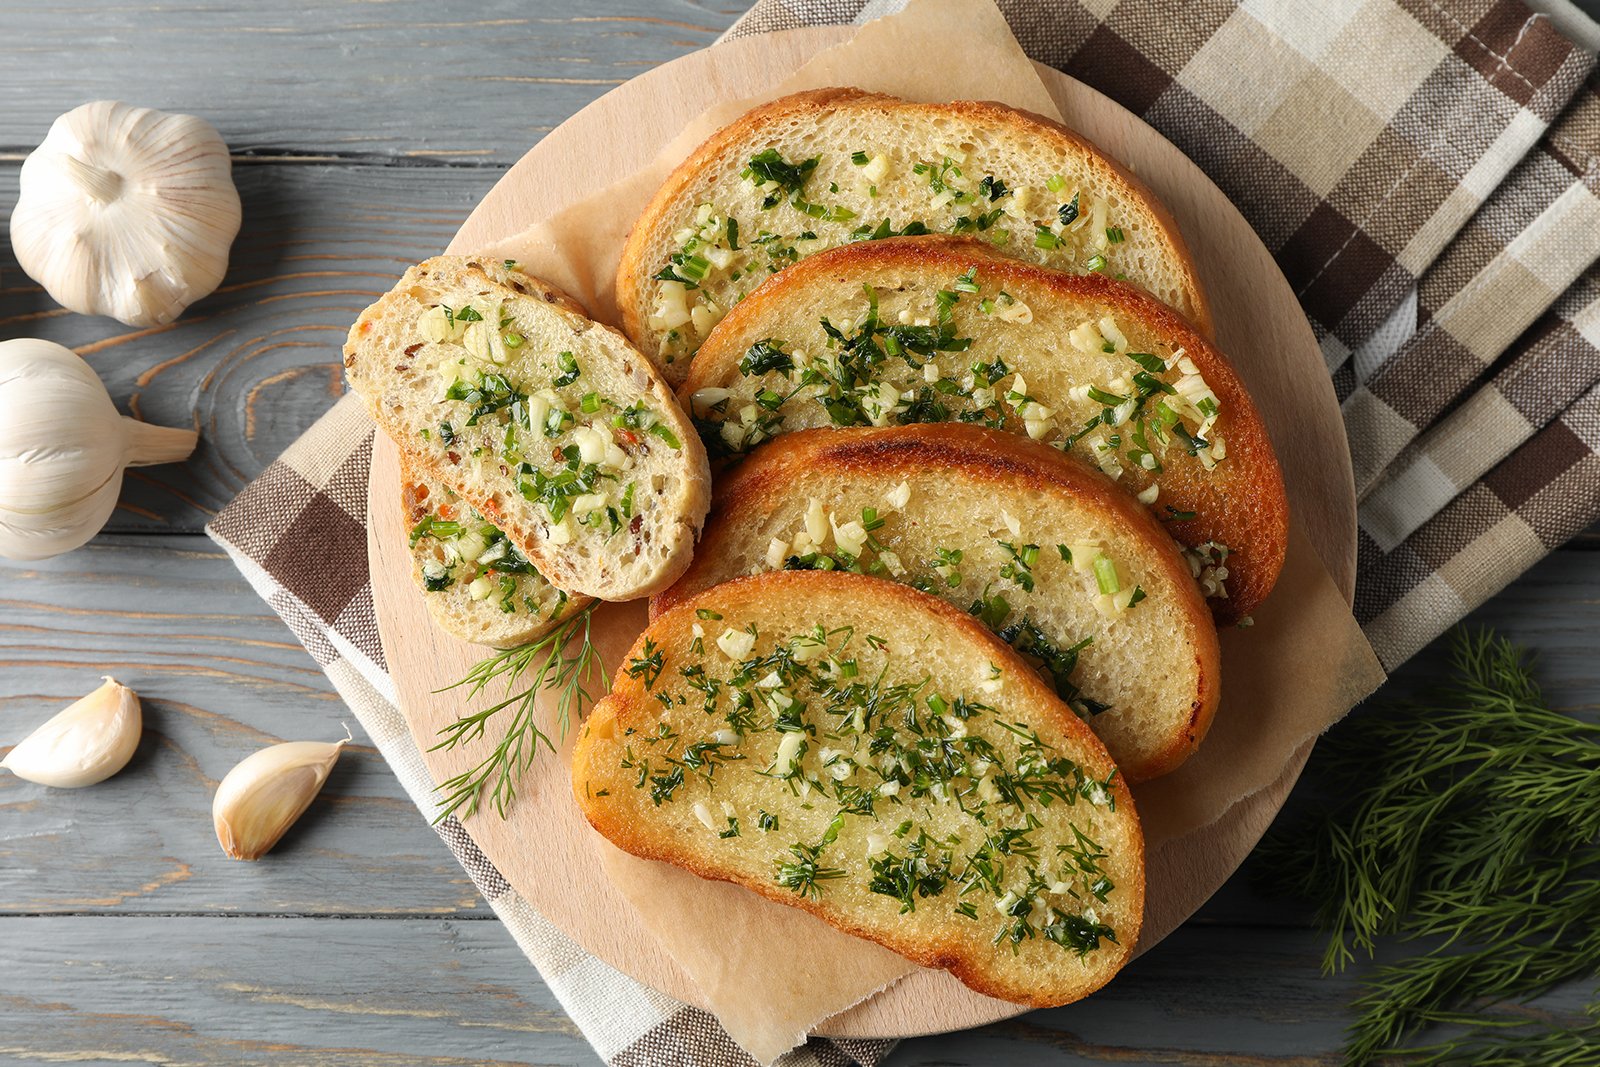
[653,425,1220,781]
[618,87,1209,383]
[573,569,1144,1008]
[400,454,594,648]
[344,256,710,601]
[680,235,1285,623]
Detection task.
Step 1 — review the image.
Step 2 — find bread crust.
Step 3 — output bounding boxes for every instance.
[679,235,1285,623]
[572,569,1145,1008]
[345,255,711,602]
[652,424,1221,780]
[617,87,1212,374]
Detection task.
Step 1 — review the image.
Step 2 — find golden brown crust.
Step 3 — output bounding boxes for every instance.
[651,424,1222,780]
[679,235,1285,624]
[616,87,1211,349]
[572,569,1145,1008]
[617,88,873,350]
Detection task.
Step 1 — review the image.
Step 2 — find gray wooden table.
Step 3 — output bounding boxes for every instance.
[2,2,1598,1064]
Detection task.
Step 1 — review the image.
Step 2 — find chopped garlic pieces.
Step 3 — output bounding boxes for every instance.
[804,497,827,545]
[766,538,790,569]
[417,305,450,344]
[716,628,756,661]
[771,731,804,777]
[545,516,574,545]
[993,297,1033,324]
[1097,316,1128,352]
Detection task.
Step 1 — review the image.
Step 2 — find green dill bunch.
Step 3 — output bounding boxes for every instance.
[573,569,1145,1008]
[1258,628,1600,1066]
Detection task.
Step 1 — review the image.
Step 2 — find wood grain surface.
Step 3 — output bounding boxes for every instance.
[1,2,1598,1065]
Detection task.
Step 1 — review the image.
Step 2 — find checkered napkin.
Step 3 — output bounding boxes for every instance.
[206,1,1600,1063]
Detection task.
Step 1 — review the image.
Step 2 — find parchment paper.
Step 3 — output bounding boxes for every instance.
[479,0,1061,326]
[468,0,1387,1060]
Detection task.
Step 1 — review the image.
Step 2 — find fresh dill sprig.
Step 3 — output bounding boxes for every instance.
[430,607,606,822]
[1380,1004,1600,1066]
[1258,628,1600,1066]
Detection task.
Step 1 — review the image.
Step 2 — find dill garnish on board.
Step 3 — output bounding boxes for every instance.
[430,606,606,822]
[1259,629,1600,1066]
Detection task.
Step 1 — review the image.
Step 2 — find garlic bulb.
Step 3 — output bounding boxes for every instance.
[213,727,352,861]
[10,100,242,327]
[0,338,199,561]
[0,677,142,788]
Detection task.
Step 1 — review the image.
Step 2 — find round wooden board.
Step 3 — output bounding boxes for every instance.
[367,25,1355,1039]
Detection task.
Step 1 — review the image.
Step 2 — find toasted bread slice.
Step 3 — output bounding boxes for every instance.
[653,425,1220,781]
[619,88,1209,383]
[345,256,711,601]
[680,236,1285,623]
[573,569,1144,1007]
[401,455,594,648]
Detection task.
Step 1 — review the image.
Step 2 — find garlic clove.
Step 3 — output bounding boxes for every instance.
[1,676,142,788]
[212,727,352,861]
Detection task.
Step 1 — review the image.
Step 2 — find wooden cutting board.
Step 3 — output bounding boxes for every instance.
[365,25,1355,1038]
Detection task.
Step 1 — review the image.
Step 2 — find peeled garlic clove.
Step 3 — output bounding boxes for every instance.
[0,676,142,788]
[213,728,351,861]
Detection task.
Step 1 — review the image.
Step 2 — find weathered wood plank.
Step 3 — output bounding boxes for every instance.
[0,916,599,1067]
[0,535,489,916]
[0,164,486,536]
[0,0,738,164]
[2,916,1593,1067]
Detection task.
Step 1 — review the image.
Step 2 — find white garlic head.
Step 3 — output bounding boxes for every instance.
[0,338,198,560]
[10,100,242,327]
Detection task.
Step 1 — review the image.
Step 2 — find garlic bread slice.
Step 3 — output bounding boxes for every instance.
[654,425,1219,781]
[681,236,1285,622]
[618,87,1208,382]
[345,256,710,601]
[573,569,1144,1008]
[401,456,594,648]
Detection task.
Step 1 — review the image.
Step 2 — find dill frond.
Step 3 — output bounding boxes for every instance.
[430,607,606,822]
[1259,628,1600,1066]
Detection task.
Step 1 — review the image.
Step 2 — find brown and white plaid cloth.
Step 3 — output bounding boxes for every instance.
[207,1,1600,1063]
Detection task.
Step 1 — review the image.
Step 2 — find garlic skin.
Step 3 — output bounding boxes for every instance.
[213,728,352,861]
[10,100,242,327]
[0,338,198,561]
[0,676,142,788]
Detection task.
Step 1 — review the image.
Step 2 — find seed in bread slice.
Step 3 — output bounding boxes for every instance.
[574,569,1144,1007]
[401,455,594,648]
[344,255,711,601]
[652,425,1220,782]
[681,235,1285,623]
[618,87,1210,383]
